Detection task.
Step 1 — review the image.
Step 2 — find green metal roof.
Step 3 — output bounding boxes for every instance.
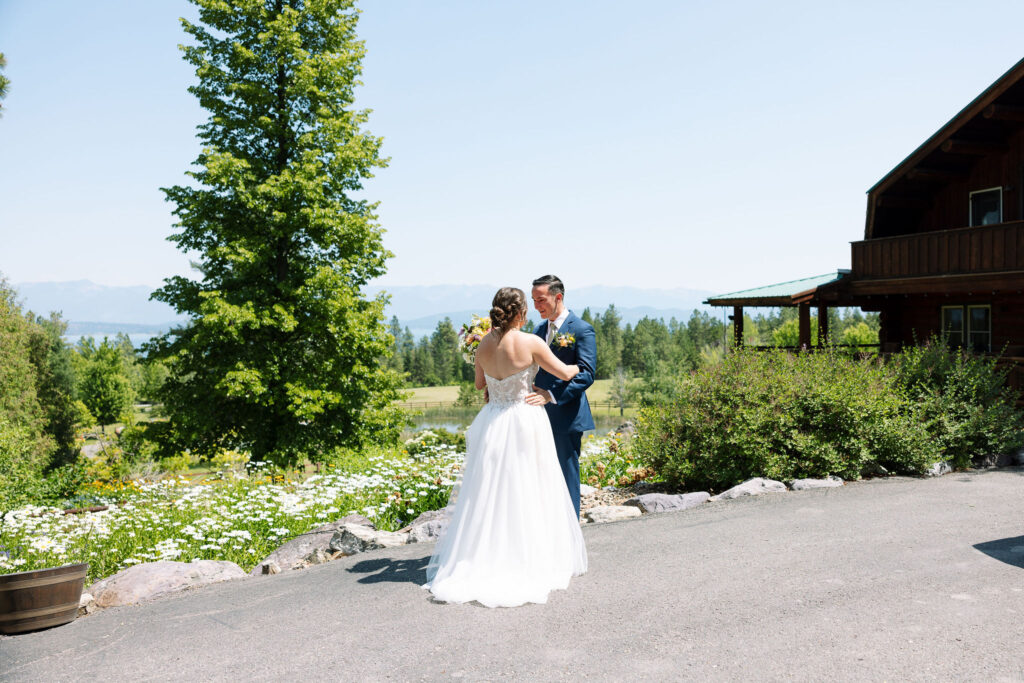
[705,271,849,306]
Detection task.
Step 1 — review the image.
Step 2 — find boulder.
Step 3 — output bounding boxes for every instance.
[584,505,642,524]
[614,421,636,436]
[972,452,1019,469]
[790,476,844,491]
[624,492,710,513]
[710,478,787,501]
[329,524,409,556]
[861,461,889,478]
[303,548,331,566]
[579,483,598,497]
[924,461,953,477]
[405,510,448,544]
[77,592,96,617]
[260,561,281,575]
[89,560,246,608]
[250,514,374,575]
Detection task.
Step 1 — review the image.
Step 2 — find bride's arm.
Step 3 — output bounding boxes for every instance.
[531,336,579,381]
[474,355,487,390]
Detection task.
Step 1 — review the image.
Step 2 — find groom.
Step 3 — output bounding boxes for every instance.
[528,275,596,518]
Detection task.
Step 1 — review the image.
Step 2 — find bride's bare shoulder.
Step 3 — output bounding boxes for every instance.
[517,329,541,343]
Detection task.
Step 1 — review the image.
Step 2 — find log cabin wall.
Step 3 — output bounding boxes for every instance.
[880,293,1024,354]
[912,127,1024,233]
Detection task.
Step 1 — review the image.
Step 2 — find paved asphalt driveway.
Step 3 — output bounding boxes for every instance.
[2,468,1023,681]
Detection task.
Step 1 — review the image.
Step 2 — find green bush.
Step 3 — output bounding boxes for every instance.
[403,428,465,456]
[455,382,482,407]
[890,340,1024,469]
[117,421,159,464]
[633,349,935,492]
[0,417,48,511]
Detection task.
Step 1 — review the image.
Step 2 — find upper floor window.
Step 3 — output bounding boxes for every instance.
[969,187,1002,226]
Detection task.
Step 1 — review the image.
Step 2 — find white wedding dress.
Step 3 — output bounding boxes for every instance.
[423,364,588,607]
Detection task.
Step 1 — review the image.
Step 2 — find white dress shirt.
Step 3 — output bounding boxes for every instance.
[545,308,571,344]
[543,309,571,404]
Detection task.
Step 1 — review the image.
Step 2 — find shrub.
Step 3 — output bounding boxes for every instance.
[633,349,934,492]
[0,417,48,511]
[580,432,656,488]
[890,339,1024,468]
[455,383,482,407]
[159,454,194,474]
[403,428,465,456]
[210,448,250,471]
[83,445,134,482]
[117,421,159,464]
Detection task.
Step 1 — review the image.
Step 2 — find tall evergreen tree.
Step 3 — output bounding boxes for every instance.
[596,305,623,379]
[386,315,404,373]
[148,0,404,465]
[430,318,458,385]
[0,52,9,117]
[410,337,437,386]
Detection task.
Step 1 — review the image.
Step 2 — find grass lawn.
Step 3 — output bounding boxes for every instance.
[400,379,627,411]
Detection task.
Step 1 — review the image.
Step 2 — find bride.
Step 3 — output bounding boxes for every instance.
[423,287,588,607]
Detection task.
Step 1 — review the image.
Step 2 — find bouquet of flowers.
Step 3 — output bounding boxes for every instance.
[457,314,491,364]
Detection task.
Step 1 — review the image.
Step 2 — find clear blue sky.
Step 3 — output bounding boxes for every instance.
[1,1,1023,294]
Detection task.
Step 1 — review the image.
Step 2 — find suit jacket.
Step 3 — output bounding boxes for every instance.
[533,311,596,434]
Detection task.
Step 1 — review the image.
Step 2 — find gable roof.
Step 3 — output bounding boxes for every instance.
[867,57,1024,238]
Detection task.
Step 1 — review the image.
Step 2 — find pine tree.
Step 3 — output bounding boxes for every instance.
[596,305,623,379]
[0,53,9,117]
[148,0,404,465]
[386,316,404,373]
[430,318,458,385]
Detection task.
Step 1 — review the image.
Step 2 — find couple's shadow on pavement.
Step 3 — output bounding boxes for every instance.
[974,535,1024,569]
[346,556,429,584]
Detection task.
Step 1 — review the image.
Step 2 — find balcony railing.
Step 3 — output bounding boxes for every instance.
[851,220,1024,279]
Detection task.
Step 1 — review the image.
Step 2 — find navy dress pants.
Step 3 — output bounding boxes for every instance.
[552,430,583,517]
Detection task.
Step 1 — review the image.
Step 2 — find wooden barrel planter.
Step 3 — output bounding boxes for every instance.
[0,562,89,635]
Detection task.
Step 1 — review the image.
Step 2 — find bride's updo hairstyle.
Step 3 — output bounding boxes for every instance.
[489,287,527,335]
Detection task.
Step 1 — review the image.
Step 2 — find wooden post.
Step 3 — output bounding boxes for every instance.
[798,303,811,350]
[817,304,829,347]
[733,306,744,348]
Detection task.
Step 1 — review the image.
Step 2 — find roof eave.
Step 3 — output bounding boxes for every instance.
[867,56,1024,199]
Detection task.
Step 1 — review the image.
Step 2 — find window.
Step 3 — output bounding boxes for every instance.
[941,306,964,346]
[967,305,991,352]
[941,304,991,351]
[969,187,1002,226]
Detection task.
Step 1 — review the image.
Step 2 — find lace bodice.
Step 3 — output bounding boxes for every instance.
[484,364,539,405]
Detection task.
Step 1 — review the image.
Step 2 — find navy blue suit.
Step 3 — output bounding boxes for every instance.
[533,312,596,517]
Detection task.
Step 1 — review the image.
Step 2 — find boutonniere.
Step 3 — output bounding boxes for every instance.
[552,333,576,348]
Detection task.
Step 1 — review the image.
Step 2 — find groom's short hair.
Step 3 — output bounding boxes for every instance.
[532,275,564,297]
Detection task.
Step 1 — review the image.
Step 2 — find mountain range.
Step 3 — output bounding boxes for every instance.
[13,280,717,341]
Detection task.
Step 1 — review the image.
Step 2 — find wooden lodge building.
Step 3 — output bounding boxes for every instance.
[706,57,1024,389]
